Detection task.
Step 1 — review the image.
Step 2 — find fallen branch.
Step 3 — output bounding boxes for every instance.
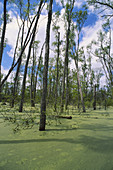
[55,115,72,119]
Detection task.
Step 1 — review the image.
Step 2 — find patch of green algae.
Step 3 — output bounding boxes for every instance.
[0,106,113,170]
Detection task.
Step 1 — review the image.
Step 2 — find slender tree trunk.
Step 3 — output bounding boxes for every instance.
[34,43,45,101]
[47,68,52,104]
[0,0,7,102]
[61,19,71,112]
[11,23,25,107]
[77,80,80,109]
[61,58,66,113]
[30,45,35,107]
[59,80,62,99]
[39,0,53,131]
[75,60,86,112]
[0,10,40,88]
[52,74,55,99]
[93,84,96,110]
[19,0,44,112]
[65,21,70,110]
[105,96,107,110]
[65,0,75,109]
[61,0,75,112]
[54,32,60,112]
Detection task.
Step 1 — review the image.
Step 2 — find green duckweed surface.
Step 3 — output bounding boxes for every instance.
[0,105,113,170]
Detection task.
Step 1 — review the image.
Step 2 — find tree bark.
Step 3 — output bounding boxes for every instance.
[39,0,53,131]
[0,0,7,102]
[93,84,96,110]
[61,1,75,112]
[65,20,71,110]
[19,0,44,112]
[75,59,86,112]
[0,11,40,88]
[11,22,25,107]
[54,32,60,112]
[30,45,35,107]
[34,42,45,101]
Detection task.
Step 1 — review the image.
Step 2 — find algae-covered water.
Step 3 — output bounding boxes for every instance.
[0,106,113,170]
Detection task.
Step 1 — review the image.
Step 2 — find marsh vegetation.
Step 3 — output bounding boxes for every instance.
[0,103,113,170]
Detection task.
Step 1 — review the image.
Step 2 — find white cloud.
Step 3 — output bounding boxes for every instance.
[0,2,3,11]
[88,5,95,13]
[35,3,48,15]
[74,0,84,8]
[111,29,113,55]
[79,17,113,86]
[76,19,103,71]
[7,3,17,9]
[1,65,8,76]
[100,73,107,87]
[60,8,65,17]
[55,0,82,8]
[2,2,113,87]
[35,12,66,64]
[1,66,15,83]
[6,11,19,50]
[41,3,48,15]
[55,0,62,6]
[80,19,103,48]
[7,48,14,58]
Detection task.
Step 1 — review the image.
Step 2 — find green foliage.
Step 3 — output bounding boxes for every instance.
[107,97,113,106]
[74,9,88,32]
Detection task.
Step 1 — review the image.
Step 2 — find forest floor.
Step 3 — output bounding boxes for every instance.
[0,103,113,170]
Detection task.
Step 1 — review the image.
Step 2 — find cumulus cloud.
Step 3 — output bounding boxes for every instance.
[35,2,48,15]
[41,3,48,15]
[74,0,83,8]
[5,11,20,57]
[7,48,14,58]
[1,65,8,76]
[55,0,62,6]
[2,0,113,87]
[1,65,15,83]
[80,19,103,48]
[80,21,102,72]
[0,2,3,10]
[55,0,95,13]
[79,17,113,86]
[55,0,83,8]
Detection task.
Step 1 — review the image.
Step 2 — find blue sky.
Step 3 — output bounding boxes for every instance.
[0,0,97,68]
[0,0,113,85]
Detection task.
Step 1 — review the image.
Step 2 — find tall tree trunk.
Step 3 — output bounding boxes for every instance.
[75,60,86,112]
[61,57,66,113]
[61,20,70,113]
[65,20,71,110]
[0,0,7,102]
[61,1,75,112]
[93,84,96,110]
[34,42,45,101]
[54,32,60,112]
[77,80,80,109]
[19,0,44,112]
[59,80,62,99]
[52,74,55,99]
[11,22,25,107]
[30,45,35,107]
[0,10,40,88]
[39,0,53,131]
[47,67,52,104]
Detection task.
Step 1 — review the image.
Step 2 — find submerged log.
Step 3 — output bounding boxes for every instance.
[55,115,72,119]
[1,102,6,105]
